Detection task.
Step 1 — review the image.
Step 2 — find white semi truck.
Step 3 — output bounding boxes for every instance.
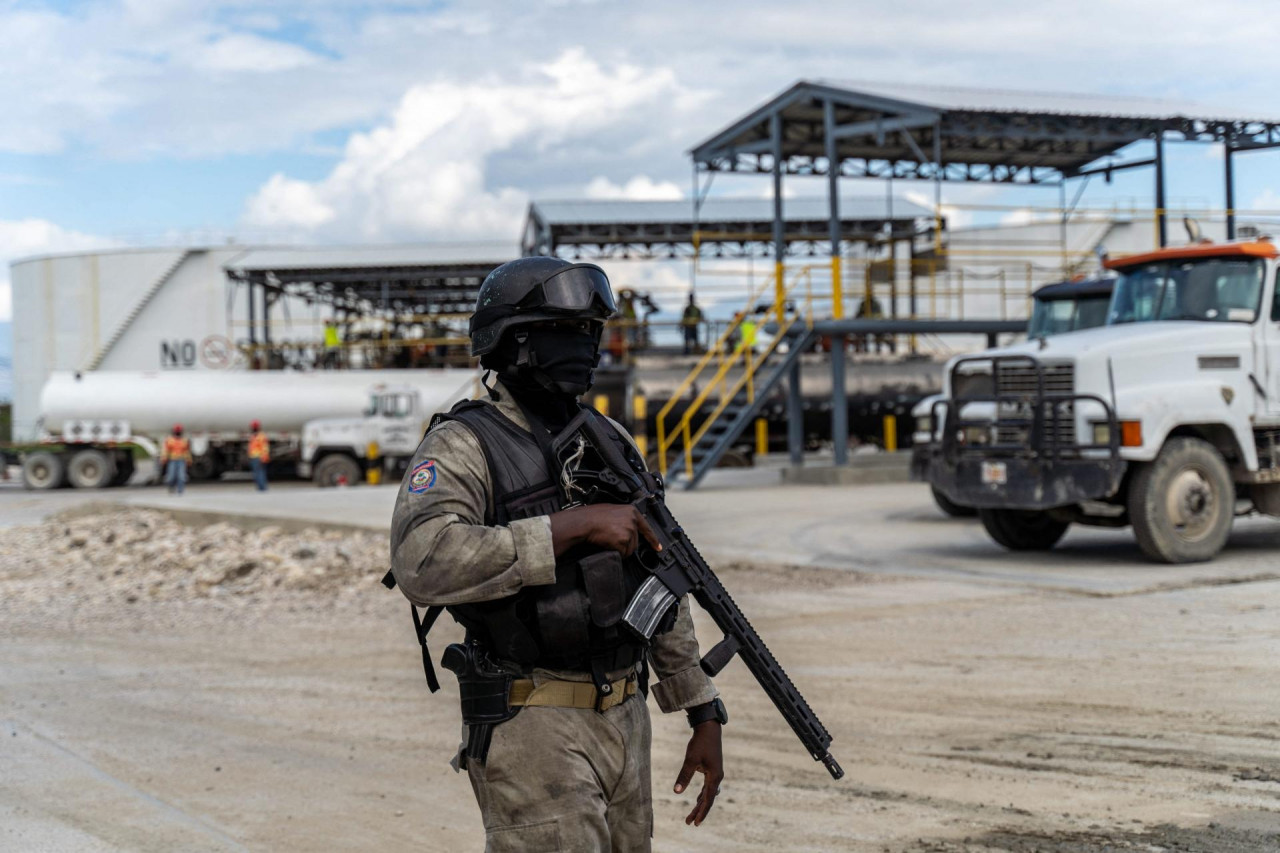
[921,240,1280,563]
[15,369,475,489]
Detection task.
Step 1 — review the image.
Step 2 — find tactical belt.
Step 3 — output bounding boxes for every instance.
[508,673,638,712]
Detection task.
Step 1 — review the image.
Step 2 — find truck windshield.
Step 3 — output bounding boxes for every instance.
[1109,258,1264,325]
[1028,294,1112,337]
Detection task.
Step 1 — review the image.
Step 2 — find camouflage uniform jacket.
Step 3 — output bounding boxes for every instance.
[389,383,718,713]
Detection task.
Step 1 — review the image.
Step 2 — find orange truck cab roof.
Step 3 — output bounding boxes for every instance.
[1104,240,1279,271]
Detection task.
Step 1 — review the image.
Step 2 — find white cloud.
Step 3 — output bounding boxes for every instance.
[190,33,322,74]
[1250,188,1280,211]
[584,175,683,201]
[0,220,117,322]
[242,48,691,241]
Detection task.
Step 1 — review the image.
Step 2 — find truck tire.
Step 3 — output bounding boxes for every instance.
[109,455,136,487]
[67,449,114,489]
[22,451,66,490]
[313,454,362,488]
[979,508,1069,550]
[931,485,977,518]
[1128,437,1233,563]
[189,454,221,481]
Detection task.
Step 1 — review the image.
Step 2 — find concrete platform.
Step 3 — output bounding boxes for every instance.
[780,450,912,485]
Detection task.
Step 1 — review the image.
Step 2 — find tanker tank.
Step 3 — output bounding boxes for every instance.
[39,369,476,437]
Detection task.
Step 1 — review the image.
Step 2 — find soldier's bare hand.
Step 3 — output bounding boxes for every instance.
[549,504,662,557]
[674,721,723,826]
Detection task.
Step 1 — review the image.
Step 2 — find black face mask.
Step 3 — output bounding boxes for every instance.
[520,326,600,397]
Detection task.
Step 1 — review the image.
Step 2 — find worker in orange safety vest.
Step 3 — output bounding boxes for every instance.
[248,420,270,492]
[160,424,192,495]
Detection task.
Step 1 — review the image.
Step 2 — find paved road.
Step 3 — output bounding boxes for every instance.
[7,470,1280,595]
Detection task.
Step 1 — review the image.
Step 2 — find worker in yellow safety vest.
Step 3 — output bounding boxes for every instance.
[160,424,192,495]
[322,319,341,369]
[248,420,270,492]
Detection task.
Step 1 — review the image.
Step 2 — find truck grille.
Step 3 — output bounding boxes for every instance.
[995,362,1076,450]
[996,363,1075,397]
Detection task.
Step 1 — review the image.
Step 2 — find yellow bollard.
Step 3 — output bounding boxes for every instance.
[632,394,648,459]
[366,441,381,485]
[755,418,769,456]
[883,415,897,453]
[592,394,610,417]
[831,255,844,320]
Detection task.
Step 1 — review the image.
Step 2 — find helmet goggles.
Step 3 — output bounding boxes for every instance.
[518,263,617,315]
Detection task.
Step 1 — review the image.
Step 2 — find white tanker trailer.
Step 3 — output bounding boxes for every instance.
[14,369,476,489]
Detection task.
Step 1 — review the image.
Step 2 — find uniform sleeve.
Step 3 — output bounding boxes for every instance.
[389,421,557,607]
[648,595,719,713]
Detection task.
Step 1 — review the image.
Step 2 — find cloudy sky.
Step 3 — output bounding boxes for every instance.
[4,0,1280,325]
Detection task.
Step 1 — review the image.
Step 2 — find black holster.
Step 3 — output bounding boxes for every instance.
[440,640,520,767]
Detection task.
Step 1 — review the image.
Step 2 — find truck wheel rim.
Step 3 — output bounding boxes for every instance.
[1166,466,1215,541]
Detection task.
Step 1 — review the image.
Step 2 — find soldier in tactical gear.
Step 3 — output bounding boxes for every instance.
[390,257,726,851]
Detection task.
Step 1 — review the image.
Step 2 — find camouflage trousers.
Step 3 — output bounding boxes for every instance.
[467,692,653,852]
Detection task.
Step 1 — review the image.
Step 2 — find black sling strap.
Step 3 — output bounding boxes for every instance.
[382,569,444,694]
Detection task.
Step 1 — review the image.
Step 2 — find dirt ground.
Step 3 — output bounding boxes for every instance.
[3,507,1280,851]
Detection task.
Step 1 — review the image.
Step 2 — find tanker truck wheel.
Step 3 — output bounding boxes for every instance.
[109,455,136,487]
[978,508,1069,550]
[67,449,115,489]
[313,454,362,488]
[189,454,221,481]
[931,485,977,518]
[1128,437,1233,563]
[22,451,66,490]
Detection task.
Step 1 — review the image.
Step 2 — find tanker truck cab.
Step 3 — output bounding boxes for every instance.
[929,239,1280,563]
[300,384,427,487]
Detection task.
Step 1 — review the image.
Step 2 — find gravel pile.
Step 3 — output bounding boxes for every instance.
[0,509,390,608]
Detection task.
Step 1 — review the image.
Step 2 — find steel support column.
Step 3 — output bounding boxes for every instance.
[1154,134,1167,247]
[246,278,257,351]
[771,112,785,323]
[823,100,843,320]
[824,99,849,466]
[831,339,848,465]
[1225,142,1236,240]
[787,359,803,466]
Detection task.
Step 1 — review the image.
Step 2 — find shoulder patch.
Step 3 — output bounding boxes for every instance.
[407,459,437,493]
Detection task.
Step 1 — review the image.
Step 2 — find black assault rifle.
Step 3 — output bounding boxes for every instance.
[552,410,844,780]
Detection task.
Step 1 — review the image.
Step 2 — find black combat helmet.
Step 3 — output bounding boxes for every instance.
[469,257,617,356]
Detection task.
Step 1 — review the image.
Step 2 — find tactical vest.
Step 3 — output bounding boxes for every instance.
[434,398,649,673]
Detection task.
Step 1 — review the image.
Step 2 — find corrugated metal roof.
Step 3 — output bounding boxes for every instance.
[817,80,1279,124]
[225,241,517,271]
[529,196,935,225]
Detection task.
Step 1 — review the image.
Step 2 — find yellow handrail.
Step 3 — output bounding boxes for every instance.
[655,263,817,479]
[654,274,776,474]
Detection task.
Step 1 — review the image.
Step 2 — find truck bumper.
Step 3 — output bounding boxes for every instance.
[929,453,1126,511]
[926,353,1126,511]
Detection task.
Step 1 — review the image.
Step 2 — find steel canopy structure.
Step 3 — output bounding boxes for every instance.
[691,80,1280,245]
[224,242,515,347]
[691,79,1280,182]
[686,79,1280,471]
[522,196,937,259]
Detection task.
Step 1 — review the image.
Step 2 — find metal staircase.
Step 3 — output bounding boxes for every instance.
[655,266,819,490]
[86,249,201,370]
